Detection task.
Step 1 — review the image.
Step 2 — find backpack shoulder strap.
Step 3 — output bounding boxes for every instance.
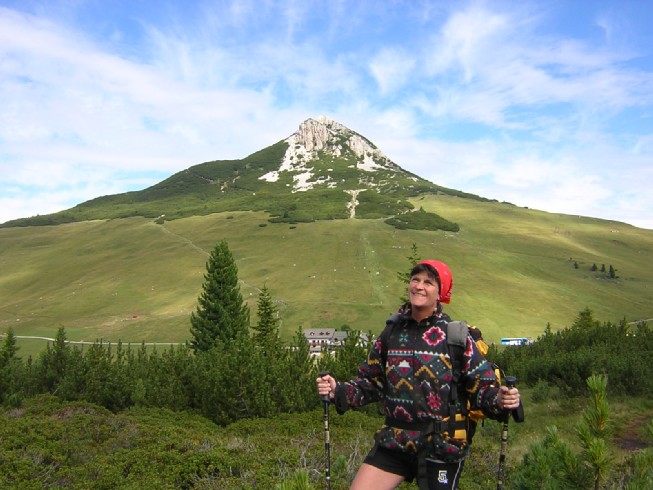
[385,313,402,330]
[445,320,469,437]
[445,320,469,382]
[380,313,402,364]
[381,313,402,343]
[446,321,469,350]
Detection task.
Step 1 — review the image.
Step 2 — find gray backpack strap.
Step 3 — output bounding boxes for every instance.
[446,320,469,349]
[385,313,402,328]
[380,313,402,363]
[445,321,469,438]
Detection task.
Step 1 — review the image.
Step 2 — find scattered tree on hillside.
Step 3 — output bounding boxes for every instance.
[590,263,618,279]
[572,307,599,329]
[251,285,280,352]
[397,242,421,303]
[0,328,23,406]
[37,326,72,394]
[0,327,19,366]
[190,240,249,352]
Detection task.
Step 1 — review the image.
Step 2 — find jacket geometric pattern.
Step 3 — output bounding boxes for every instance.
[334,307,503,462]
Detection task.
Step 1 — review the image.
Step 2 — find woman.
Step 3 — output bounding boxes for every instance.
[316,260,521,490]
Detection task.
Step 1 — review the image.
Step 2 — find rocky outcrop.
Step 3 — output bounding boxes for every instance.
[259,116,398,191]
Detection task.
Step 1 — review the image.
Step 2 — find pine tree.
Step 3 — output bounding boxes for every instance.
[0,328,23,405]
[272,327,318,413]
[251,285,280,351]
[37,326,70,394]
[0,327,19,366]
[397,242,421,303]
[572,307,598,329]
[576,374,611,490]
[190,240,250,352]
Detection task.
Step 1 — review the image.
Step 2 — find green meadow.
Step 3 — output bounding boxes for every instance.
[1,193,652,358]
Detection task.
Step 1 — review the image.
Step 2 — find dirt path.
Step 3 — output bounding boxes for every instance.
[615,409,653,451]
[345,189,364,218]
[6,335,182,347]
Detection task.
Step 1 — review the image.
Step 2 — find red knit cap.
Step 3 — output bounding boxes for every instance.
[418,260,453,304]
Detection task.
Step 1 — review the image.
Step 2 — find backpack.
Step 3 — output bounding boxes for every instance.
[381,314,501,443]
[447,321,502,439]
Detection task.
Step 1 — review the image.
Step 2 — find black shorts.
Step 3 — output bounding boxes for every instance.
[363,445,419,481]
[363,445,464,490]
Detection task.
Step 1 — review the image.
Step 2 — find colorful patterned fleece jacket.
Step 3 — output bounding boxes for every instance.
[333,308,503,462]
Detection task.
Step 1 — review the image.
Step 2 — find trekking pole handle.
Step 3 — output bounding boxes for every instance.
[504,376,525,423]
[497,376,516,490]
[318,371,332,403]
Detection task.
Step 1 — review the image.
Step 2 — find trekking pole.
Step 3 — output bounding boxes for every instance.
[318,372,332,490]
[496,375,524,490]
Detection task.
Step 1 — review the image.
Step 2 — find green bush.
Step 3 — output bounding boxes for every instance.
[384,207,459,232]
[493,310,653,398]
[530,379,554,403]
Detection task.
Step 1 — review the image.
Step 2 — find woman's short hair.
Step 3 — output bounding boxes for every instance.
[410,263,441,291]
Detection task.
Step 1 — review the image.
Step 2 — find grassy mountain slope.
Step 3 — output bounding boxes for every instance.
[2,137,482,227]
[2,193,651,358]
[0,117,494,229]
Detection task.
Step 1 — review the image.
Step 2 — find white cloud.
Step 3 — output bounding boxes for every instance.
[0,1,652,230]
[368,48,416,95]
[430,4,509,82]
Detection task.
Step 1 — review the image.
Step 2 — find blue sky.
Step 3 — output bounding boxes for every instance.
[1,0,652,229]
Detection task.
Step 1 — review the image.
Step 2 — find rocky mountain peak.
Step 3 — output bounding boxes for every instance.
[259,116,400,192]
[294,116,348,152]
[292,116,384,161]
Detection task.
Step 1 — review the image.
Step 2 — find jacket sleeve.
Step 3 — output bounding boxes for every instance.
[333,334,387,414]
[462,335,504,420]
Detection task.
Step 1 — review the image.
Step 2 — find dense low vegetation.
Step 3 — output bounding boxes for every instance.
[493,308,653,397]
[2,309,652,488]
[385,207,460,232]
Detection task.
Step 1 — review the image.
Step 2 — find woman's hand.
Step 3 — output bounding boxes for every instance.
[316,374,337,400]
[497,385,520,410]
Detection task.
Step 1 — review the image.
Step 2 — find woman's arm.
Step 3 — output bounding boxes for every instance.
[333,335,388,413]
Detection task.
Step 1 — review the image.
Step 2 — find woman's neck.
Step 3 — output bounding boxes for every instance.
[411,306,433,323]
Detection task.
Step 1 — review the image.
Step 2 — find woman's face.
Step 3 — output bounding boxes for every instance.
[408,270,440,311]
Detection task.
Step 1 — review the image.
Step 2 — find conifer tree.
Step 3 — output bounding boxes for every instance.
[577,374,611,490]
[0,328,22,405]
[190,240,249,352]
[397,242,421,303]
[0,327,19,366]
[37,326,71,394]
[572,307,598,329]
[251,285,280,351]
[272,327,318,413]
